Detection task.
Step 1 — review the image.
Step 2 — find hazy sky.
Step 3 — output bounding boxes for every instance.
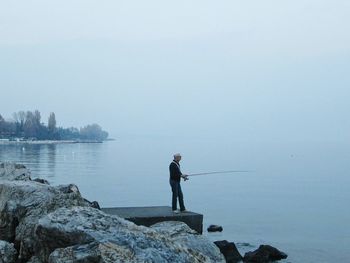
[1,0,349,141]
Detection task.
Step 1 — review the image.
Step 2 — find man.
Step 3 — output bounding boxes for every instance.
[169,153,189,213]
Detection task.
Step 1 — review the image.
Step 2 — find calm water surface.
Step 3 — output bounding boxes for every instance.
[1,137,349,262]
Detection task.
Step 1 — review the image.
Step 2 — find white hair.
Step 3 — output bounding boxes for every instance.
[173,153,182,158]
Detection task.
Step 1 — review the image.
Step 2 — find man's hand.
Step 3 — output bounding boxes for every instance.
[182,174,189,181]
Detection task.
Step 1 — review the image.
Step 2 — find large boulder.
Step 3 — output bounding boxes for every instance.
[243,245,288,263]
[36,207,225,263]
[0,164,92,262]
[0,240,17,263]
[0,180,91,262]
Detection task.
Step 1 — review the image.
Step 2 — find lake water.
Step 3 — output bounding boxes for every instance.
[1,137,349,262]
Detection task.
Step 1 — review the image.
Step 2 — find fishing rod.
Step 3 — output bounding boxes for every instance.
[187,170,252,177]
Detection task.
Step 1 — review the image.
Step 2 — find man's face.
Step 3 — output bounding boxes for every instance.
[175,155,182,162]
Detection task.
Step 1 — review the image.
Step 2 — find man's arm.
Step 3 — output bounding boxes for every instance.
[170,162,189,181]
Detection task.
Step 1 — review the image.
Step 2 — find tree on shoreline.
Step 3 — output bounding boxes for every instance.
[80,124,109,141]
[48,112,57,139]
[0,114,16,137]
[0,110,108,141]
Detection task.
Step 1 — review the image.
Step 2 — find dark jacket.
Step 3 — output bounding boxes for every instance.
[169,160,182,182]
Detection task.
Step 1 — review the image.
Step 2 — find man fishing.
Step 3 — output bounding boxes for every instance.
[169,153,188,213]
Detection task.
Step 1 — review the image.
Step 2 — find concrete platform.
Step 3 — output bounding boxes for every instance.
[102,206,203,234]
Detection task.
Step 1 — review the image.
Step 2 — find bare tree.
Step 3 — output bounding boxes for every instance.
[24,111,35,138]
[11,111,27,136]
[12,112,19,123]
[18,111,26,125]
[48,112,56,134]
[17,111,26,134]
[34,110,41,125]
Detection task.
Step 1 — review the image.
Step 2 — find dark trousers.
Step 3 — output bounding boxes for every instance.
[170,179,185,211]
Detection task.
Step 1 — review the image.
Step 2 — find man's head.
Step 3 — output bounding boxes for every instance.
[173,153,182,162]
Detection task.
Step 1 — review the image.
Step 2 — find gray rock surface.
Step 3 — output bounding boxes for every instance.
[38,207,224,263]
[151,221,225,262]
[0,162,224,263]
[0,162,31,181]
[26,256,42,263]
[0,179,90,261]
[0,240,17,263]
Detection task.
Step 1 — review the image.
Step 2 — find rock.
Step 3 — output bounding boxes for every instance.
[0,240,17,263]
[151,220,198,235]
[57,184,80,194]
[151,221,225,262]
[214,240,243,263]
[243,245,288,263]
[0,174,91,261]
[0,162,31,181]
[0,162,224,263]
[26,256,43,263]
[90,201,101,210]
[37,207,225,262]
[48,242,102,263]
[32,178,50,185]
[84,198,101,210]
[207,224,223,232]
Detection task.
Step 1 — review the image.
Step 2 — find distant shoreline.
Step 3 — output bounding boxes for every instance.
[0,139,108,145]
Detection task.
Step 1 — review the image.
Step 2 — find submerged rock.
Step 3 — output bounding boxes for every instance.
[0,240,17,263]
[214,240,243,263]
[243,245,288,263]
[207,225,223,232]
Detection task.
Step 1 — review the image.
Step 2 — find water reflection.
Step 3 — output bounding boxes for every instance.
[0,142,104,184]
[47,144,56,178]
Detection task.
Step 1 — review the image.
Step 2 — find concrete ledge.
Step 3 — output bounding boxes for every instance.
[102,206,203,234]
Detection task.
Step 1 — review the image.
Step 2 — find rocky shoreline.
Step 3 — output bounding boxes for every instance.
[0,162,288,263]
[0,162,224,263]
